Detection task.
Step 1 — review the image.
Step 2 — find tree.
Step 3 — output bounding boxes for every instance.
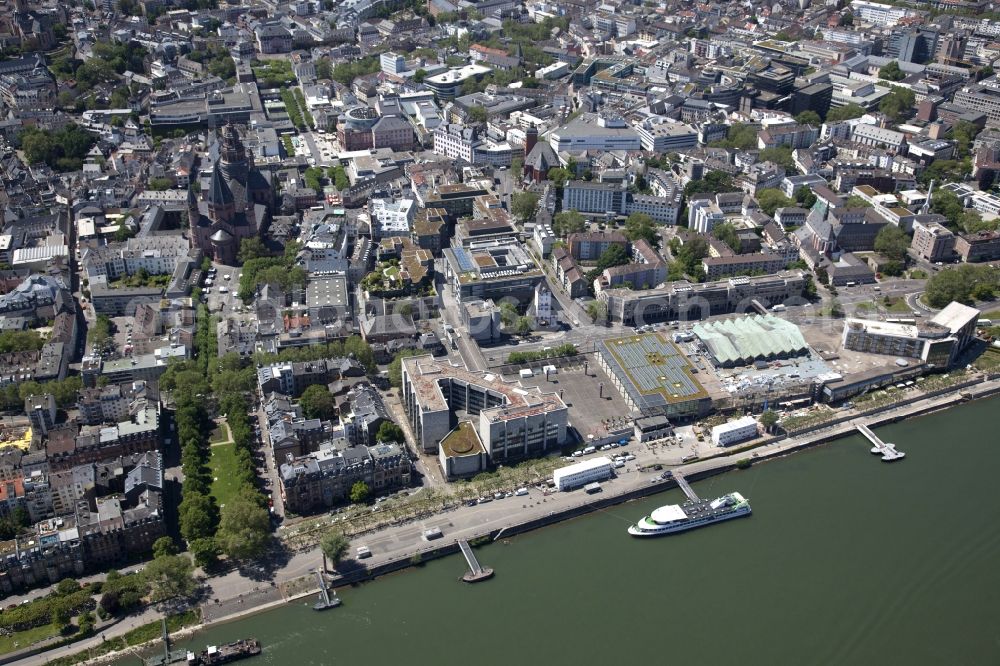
[874,225,910,261]
[794,110,821,126]
[499,301,519,327]
[951,120,982,158]
[388,350,420,388]
[756,189,793,216]
[826,103,865,123]
[144,553,197,603]
[413,68,427,83]
[547,167,571,188]
[515,316,533,336]
[511,192,540,223]
[925,265,1000,307]
[238,237,268,263]
[349,481,371,504]
[879,87,915,125]
[712,223,742,253]
[320,532,350,571]
[712,123,758,150]
[179,492,219,543]
[586,300,607,324]
[623,212,658,247]
[216,490,271,561]
[152,536,177,559]
[189,537,219,568]
[299,384,337,421]
[148,177,174,190]
[329,165,350,190]
[879,60,905,82]
[376,421,404,443]
[794,186,817,208]
[684,171,734,196]
[468,105,488,123]
[552,209,586,237]
[760,146,795,171]
[55,578,81,596]
[815,266,829,286]
[760,410,779,433]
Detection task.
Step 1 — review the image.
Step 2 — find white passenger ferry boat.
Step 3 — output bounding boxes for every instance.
[627,492,751,537]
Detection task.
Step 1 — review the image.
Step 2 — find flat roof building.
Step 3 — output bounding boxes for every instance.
[597,333,712,421]
[400,355,568,463]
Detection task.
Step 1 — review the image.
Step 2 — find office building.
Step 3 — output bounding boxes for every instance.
[712,416,760,447]
[400,355,568,462]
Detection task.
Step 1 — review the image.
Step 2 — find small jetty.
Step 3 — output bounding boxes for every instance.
[142,619,188,666]
[196,639,261,665]
[857,424,906,462]
[458,539,494,583]
[673,471,700,501]
[313,569,342,611]
[143,621,261,666]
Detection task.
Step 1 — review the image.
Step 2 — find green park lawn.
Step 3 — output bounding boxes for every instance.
[208,421,230,444]
[208,442,242,508]
[0,623,60,655]
[882,297,914,314]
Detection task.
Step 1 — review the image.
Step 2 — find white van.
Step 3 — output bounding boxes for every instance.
[583,445,597,455]
[515,487,529,496]
[356,546,372,559]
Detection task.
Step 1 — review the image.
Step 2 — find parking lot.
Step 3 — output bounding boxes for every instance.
[202,265,243,314]
[509,362,633,445]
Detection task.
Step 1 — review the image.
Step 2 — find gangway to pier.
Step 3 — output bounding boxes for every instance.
[856,424,905,462]
[313,569,341,610]
[673,471,700,502]
[458,539,494,583]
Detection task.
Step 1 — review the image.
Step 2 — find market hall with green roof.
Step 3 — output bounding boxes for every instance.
[597,332,712,421]
[692,314,809,368]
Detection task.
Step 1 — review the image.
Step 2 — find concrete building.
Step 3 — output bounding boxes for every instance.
[955,230,1000,262]
[462,299,502,342]
[442,242,544,302]
[636,120,699,152]
[553,457,613,491]
[400,355,568,462]
[438,421,488,480]
[701,253,787,280]
[711,416,759,447]
[424,64,491,99]
[596,333,712,422]
[548,113,641,152]
[840,308,974,367]
[568,231,628,261]
[599,272,808,326]
[911,218,956,261]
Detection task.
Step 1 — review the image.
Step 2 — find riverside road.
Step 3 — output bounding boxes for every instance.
[8,374,999,666]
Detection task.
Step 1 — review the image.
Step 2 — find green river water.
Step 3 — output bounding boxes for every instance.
[129,397,1000,665]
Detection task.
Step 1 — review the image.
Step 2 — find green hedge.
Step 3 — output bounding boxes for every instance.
[0,588,95,632]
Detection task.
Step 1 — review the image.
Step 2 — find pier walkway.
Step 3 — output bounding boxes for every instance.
[856,424,905,461]
[458,540,494,583]
[313,570,340,610]
[673,471,700,501]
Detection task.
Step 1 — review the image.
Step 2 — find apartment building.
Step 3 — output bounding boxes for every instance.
[911,218,956,261]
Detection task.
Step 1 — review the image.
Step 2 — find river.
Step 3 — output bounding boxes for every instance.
[129,397,1000,666]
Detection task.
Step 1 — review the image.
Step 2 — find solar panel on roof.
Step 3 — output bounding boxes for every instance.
[453,248,476,272]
